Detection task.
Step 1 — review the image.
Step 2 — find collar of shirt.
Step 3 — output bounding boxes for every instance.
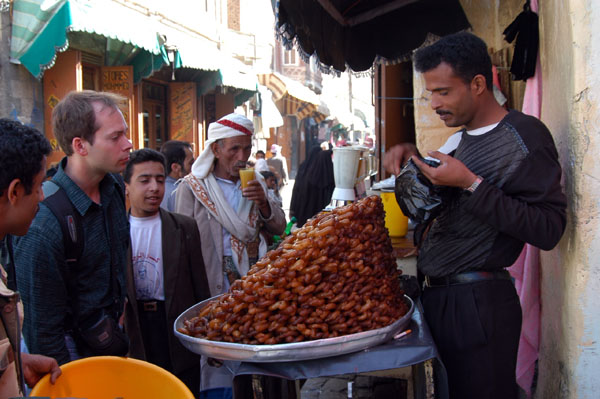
[466,122,499,136]
[215,176,242,211]
[129,212,161,224]
[53,157,120,216]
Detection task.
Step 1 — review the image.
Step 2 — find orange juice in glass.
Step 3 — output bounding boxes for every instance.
[239,168,255,189]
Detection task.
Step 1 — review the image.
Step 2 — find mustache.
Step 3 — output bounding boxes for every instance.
[436,110,452,116]
[235,162,247,168]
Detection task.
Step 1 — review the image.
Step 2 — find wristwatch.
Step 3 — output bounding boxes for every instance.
[465,175,483,193]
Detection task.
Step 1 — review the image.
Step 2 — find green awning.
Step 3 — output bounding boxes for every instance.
[11,0,166,80]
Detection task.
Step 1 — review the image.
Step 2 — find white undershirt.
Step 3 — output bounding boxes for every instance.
[129,213,165,301]
[438,123,499,154]
[215,177,242,257]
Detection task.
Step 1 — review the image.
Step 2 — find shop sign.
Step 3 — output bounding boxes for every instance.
[101,66,134,128]
[169,82,196,143]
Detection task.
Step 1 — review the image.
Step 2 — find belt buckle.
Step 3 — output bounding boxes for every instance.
[143,302,157,311]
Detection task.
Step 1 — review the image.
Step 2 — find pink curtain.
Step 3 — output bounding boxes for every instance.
[508,0,542,396]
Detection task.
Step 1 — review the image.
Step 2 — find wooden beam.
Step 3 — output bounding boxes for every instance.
[346,0,420,27]
[317,0,348,26]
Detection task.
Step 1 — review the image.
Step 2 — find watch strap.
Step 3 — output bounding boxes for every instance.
[465,175,483,193]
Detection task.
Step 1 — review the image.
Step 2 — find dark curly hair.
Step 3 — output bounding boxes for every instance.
[124,148,166,183]
[413,32,493,90]
[160,140,192,175]
[0,119,52,196]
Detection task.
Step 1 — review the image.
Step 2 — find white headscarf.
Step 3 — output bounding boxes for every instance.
[191,113,255,179]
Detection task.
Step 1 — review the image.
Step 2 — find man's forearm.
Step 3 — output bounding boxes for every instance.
[262,199,286,235]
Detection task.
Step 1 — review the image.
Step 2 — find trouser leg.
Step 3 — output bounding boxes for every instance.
[422,280,522,399]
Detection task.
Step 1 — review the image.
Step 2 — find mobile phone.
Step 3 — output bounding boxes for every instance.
[416,156,441,168]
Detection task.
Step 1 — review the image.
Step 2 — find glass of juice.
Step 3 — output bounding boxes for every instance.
[239,168,255,189]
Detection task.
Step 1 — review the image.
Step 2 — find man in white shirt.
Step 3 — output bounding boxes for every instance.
[123,148,210,397]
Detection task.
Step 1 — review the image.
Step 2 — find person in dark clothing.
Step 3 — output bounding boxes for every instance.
[385,32,566,399]
[0,119,61,397]
[14,91,133,364]
[290,145,335,227]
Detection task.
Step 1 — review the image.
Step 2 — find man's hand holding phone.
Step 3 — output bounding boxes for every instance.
[412,151,478,189]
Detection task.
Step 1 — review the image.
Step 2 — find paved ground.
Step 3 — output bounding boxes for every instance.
[300,375,409,399]
[280,179,294,221]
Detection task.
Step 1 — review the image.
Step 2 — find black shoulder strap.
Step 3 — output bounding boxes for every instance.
[42,180,84,265]
[42,180,84,331]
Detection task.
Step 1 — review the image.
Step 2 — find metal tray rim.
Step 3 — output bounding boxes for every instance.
[174,294,414,362]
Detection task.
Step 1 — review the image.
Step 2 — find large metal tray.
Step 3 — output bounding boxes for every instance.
[174,294,414,363]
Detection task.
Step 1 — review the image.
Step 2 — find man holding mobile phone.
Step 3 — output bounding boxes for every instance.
[385,32,566,398]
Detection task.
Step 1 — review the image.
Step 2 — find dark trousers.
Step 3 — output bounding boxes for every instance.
[138,301,200,397]
[422,279,522,399]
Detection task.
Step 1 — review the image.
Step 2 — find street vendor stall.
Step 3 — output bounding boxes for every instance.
[229,302,447,399]
[175,196,446,398]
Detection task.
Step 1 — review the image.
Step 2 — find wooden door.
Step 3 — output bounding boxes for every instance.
[141,81,167,150]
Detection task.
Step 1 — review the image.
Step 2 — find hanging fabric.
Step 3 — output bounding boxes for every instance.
[503,1,539,81]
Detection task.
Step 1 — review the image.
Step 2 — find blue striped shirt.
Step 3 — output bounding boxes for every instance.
[14,158,129,364]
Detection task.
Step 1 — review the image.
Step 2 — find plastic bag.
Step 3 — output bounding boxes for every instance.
[394,158,443,224]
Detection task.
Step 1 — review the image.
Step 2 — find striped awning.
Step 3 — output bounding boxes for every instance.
[258,72,328,121]
[11,0,165,79]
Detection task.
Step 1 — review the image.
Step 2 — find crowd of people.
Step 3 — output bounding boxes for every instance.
[0,31,567,399]
[0,93,287,398]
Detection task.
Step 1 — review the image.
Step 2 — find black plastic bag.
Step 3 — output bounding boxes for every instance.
[394,158,443,224]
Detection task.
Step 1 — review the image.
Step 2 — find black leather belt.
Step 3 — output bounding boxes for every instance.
[138,300,164,312]
[424,270,511,287]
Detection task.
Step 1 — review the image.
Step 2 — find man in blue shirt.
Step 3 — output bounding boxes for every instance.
[159,140,194,212]
[14,90,133,364]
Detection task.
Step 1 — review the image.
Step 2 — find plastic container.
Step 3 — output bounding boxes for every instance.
[381,191,408,237]
[30,356,193,399]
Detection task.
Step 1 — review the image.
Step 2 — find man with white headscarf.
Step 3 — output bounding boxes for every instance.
[174,113,286,397]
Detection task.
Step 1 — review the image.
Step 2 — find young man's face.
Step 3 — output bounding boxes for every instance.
[266,176,277,190]
[423,62,477,128]
[212,135,252,181]
[180,146,194,177]
[85,103,133,174]
[125,161,165,218]
[12,157,47,236]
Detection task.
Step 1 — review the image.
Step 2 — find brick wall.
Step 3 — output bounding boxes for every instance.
[227,0,240,31]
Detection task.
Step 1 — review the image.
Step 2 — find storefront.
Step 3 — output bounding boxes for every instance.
[10,0,257,164]
[258,72,327,177]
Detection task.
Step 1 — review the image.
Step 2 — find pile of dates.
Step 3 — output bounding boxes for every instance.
[179,195,408,344]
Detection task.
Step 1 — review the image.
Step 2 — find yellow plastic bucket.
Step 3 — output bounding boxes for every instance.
[30,356,194,399]
[381,191,408,237]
